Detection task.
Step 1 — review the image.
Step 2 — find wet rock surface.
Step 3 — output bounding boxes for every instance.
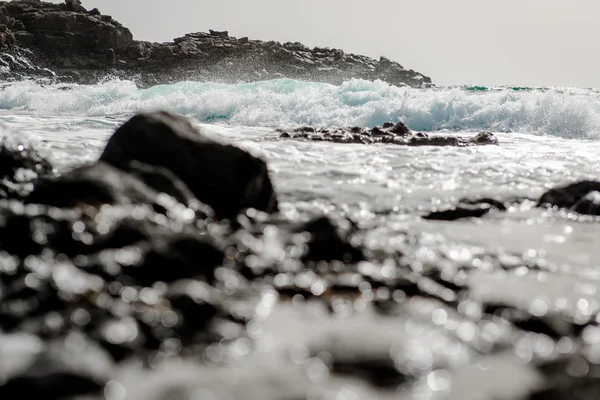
[0,1,432,87]
[0,111,599,399]
[278,123,499,146]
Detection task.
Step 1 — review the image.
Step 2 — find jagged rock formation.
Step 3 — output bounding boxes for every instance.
[278,122,499,146]
[0,0,433,87]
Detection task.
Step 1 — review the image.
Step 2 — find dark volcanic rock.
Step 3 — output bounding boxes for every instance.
[279,123,498,147]
[0,2,432,87]
[99,111,279,220]
[538,180,600,216]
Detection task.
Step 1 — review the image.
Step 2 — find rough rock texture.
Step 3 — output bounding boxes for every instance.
[0,1,433,87]
[99,111,278,220]
[278,122,499,147]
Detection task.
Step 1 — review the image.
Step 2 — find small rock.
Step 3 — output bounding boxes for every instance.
[105,47,115,66]
[209,29,228,37]
[12,20,25,31]
[471,131,499,145]
[423,199,503,221]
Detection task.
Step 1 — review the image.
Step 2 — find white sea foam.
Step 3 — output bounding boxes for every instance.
[0,79,599,139]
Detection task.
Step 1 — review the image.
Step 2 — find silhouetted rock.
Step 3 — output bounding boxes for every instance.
[99,111,279,219]
[537,180,600,212]
[423,199,504,221]
[300,216,364,263]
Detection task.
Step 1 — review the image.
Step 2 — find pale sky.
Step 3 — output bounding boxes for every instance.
[51,0,600,88]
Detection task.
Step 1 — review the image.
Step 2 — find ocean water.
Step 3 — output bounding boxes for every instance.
[1,77,599,298]
[1,78,600,398]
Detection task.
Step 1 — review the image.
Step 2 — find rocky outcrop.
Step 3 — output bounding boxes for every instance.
[278,122,499,146]
[0,1,432,87]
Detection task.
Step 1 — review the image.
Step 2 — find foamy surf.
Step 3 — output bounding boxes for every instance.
[0,79,599,139]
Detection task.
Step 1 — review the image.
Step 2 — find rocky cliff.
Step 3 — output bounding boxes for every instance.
[0,0,433,87]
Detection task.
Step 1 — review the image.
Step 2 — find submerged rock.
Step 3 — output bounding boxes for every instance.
[279,123,499,146]
[423,198,507,221]
[100,111,279,220]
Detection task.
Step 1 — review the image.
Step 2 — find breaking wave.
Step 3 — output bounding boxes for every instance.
[1,78,599,138]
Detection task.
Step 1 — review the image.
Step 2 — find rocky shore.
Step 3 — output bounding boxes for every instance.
[0,0,432,87]
[0,110,598,399]
[278,123,499,146]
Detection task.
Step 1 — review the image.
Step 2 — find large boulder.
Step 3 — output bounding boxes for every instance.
[99,111,279,220]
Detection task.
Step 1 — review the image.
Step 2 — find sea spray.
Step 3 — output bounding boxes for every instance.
[1,79,599,139]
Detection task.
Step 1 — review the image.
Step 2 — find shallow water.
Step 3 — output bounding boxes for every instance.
[1,79,600,399]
